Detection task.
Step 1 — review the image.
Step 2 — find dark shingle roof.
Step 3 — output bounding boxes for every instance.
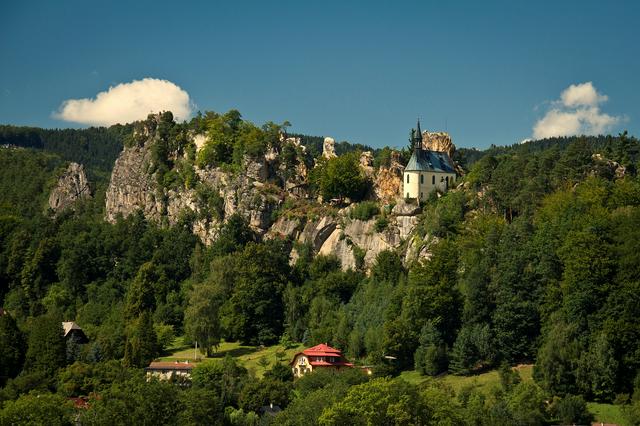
[405,150,456,173]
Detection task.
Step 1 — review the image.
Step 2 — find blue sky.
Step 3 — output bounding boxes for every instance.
[1,0,638,149]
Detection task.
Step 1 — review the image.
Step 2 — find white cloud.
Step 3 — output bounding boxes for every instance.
[54,78,193,126]
[532,82,621,139]
[560,82,607,108]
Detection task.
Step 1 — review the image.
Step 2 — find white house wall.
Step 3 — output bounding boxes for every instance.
[403,172,456,201]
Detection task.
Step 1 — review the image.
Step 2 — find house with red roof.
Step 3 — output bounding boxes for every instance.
[289,343,353,378]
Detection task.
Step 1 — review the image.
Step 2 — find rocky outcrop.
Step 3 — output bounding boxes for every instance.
[48,162,91,213]
[421,130,465,175]
[105,145,160,222]
[105,116,284,242]
[374,151,404,203]
[591,153,626,179]
[322,137,337,159]
[359,151,374,178]
[104,114,433,271]
[422,131,455,157]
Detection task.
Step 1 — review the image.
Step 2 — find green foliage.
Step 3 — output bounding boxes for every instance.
[414,321,448,376]
[312,153,370,201]
[0,391,74,426]
[349,201,379,221]
[184,281,223,356]
[0,313,26,384]
[210,213,256,256]
[178,387,224,426]
[195,183,225,221]
[0,124,129,176]
[374,215,389,232]
[191,356,248,407]
[552,394,593,425]
[318,377,464,425]
[418,190,466,238]
[23,314,66,377]
[383,240,461,369]
[123,311,159,368]
[194,110,286,169]
[79,375,182,426]
[449,323,494,375]
[238,377,292,412]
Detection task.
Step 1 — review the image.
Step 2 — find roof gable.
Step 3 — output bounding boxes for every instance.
[303,343,342,356]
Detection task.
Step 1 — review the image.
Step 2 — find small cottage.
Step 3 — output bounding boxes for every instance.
[290,343,353,378]
[145,361,194,381]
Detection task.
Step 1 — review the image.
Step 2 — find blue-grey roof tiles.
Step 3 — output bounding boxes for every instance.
[405,149,456,173]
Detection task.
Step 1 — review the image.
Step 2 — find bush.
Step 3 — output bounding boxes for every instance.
[552,394,593,425]
[350,201,379,221]
[374,216,389,232]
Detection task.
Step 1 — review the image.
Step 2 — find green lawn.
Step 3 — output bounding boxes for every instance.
[160,338,304,378]
[588,402,628,426]
[400,364,534,395]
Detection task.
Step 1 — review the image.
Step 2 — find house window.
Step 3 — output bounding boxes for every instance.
[298,357,305,365]
[420,174,424,184]
[432,175,435,184]
[406,174,410,183]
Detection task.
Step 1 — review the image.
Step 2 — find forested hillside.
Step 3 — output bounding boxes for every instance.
[1,113,640,425]
[0,125,130,181]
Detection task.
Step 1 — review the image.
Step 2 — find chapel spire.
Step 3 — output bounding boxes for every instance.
[412,119,423,152]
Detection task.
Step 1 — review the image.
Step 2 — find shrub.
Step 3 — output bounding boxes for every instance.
[552,394,593,425]
[350,201,379,221]
[374,216,389,232]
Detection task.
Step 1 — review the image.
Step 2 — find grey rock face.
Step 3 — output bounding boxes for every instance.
[48,162,91,213]
[391,198,421,216]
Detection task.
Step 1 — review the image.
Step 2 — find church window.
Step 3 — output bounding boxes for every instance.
[406,174,410,183]
[432,175,435,184]
[420,174,424,184]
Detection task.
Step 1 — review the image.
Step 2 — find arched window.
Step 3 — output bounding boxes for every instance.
[406,174,410,183]
[420,174,424,184]
[432,175,435,184]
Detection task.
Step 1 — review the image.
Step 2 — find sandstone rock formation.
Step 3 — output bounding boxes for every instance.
[422,131,455,157]
[48,162,91,213]
[322,137,337,159]
[421,130,464,175]
[374,151,404,203]
[103,114,432,272]
[359,151,374,178]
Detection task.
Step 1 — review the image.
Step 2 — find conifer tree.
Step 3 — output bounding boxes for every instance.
[23,314,66,377]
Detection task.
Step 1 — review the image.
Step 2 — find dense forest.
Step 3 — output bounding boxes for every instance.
[1,112,640,425]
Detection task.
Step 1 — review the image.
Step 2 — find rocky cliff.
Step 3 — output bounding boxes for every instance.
[104,115,440,270]
[48,162,91,213]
